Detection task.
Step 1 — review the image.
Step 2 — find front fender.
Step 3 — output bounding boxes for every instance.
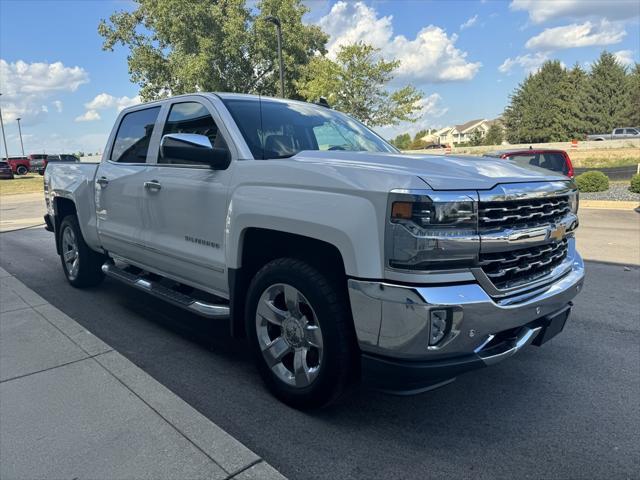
[225,185,385,278]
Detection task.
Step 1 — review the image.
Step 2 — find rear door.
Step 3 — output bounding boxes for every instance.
[95,105,162,259]
[139,97,236,295]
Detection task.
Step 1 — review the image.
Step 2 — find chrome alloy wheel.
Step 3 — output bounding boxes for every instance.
[61,226,80,280]
[256,283,324,388]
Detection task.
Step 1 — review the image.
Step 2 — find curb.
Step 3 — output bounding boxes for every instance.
[0,266,286,480]
[580,200,639,211]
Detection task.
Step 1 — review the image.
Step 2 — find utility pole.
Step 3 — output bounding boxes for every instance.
[0,93,9,160]
[16,117,25,157]
[266,16,285,98]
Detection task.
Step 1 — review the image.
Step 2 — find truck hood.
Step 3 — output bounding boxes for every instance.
[292,151,568,190]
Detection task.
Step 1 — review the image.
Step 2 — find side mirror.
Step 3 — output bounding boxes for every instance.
[160,133,231,170]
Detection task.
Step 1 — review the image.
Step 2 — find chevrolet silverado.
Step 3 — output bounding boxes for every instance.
[44,93,584,408]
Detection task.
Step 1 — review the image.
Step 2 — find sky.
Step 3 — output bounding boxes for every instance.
[0,0,639,155]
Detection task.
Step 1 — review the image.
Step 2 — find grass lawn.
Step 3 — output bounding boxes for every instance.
[569,147,640,168]
[0,175,45,196]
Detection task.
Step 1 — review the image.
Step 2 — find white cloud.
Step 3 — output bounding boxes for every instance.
[75,110,101,122]
[499,52,551,74]
[525,20,626,50]
[613,49,635,67]
[460,15,478,30]
[85,93,141,112]
[318,1,481,83]
[0,59,89,125]
[510,0,640,24]
[52,100,63,113]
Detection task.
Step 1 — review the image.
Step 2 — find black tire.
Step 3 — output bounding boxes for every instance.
[16,165,28,175]
[58,215,106,288]
[245,258,358,409]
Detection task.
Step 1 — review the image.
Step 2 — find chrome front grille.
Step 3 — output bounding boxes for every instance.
[479,196,571,231]
[479,239,568,290]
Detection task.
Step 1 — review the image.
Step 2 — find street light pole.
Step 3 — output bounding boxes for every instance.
[16,117,25,158]
[266,16,285,98]
[0,93,9,160]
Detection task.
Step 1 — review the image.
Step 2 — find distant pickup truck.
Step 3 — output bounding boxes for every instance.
[4,156,31,175]
[44,93,584,408]
[587,127,639,141]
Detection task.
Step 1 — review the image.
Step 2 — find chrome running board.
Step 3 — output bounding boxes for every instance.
[101,262,230,319]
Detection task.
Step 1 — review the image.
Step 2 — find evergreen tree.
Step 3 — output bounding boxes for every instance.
[584,51,629,133]
[621,63,640,127]
[562,64,590,139]
[484,123,504,145]
[390,133,411,149]
[503,61,568,143]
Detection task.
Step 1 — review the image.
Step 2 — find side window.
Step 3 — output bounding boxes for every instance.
[160,102,228,165]
[614,128,624,135]
[625,128,638,135]
[110,106,160,163]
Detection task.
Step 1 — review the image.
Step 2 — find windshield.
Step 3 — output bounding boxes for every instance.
[221,97,397,159]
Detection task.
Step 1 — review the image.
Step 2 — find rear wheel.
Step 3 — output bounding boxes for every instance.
[246,258,357,409]
[58,215,106,287]
[16,165,28,175]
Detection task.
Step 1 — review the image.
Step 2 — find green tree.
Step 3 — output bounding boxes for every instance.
[98,0,327,100]
[390,133,411,149]
[503,61,570,143]
[297,42,423,126]
[621,63,640,127]
[484,123,504,145]
[584,51,629,133]
[469,129,484,146]
[560,63,590,139]
[409,129,428,149]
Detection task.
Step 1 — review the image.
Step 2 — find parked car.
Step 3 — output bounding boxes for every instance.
[44,93,584,408]
[33,153,80,175]
[483,148,574,177]
[422,143,447,150]
[0,160,15,179]
[587,127,639,141]
[4,156,31,175]
[28,154,48,174]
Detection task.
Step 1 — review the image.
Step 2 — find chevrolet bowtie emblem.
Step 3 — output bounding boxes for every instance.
[547,224,566,242]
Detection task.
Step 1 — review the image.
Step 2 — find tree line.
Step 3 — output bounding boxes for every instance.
[503,52,639,143]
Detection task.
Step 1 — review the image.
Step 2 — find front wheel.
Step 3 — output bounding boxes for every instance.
[245,258,358,409]
[16,165,28,175]
[58,215,106,288]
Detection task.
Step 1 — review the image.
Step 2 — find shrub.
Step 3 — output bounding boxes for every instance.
[575,171,609,192]
[630,174,640,194]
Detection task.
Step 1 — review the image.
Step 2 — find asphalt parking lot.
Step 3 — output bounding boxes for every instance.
[0,211,638,479]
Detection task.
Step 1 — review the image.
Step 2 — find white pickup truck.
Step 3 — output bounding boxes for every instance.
[44,93,584,408]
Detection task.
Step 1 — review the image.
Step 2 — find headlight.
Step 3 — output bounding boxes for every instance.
[385,191,479,271]
[568,191,579,213]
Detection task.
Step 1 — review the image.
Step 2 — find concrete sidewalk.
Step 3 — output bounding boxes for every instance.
[0,266,285,480]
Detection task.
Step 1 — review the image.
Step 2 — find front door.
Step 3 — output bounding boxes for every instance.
[139,99,234,296]
[96,105,161,259]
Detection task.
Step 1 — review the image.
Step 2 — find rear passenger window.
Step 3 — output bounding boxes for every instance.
[538,153,567,174]
[160,102,228,165]
[110,107,160,163]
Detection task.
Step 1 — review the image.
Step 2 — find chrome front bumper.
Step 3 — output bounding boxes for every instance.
[348,239,585,363]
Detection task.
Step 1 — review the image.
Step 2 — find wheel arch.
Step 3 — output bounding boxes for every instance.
[228,228,349,338]
[52,197,78,254]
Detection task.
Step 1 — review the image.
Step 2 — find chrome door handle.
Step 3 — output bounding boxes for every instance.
[96,177,109,187]
[144,180,162,191]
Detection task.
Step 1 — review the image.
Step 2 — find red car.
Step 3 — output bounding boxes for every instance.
[4,156,31,175]
[483,148,574,178]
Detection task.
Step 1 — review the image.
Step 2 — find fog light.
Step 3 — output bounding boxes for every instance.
[429,309,449,346]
